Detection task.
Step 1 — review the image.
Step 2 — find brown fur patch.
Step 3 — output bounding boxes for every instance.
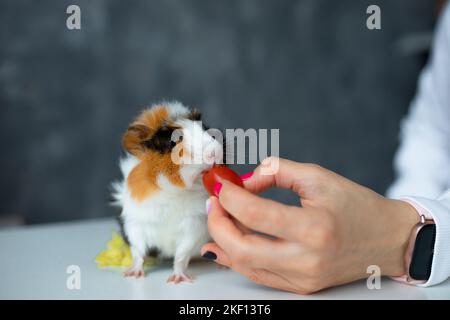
[122,106,169,156]
[127,152,185,201]
[124,105,186,202]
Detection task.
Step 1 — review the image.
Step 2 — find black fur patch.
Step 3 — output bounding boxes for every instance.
[187,109,202,121]
[143,125,176,154]
[146,247,161,258]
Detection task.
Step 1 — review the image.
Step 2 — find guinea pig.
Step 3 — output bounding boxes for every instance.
[111,101,223,283]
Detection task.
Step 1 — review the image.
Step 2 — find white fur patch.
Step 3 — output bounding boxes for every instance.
[113,153,210,259]
[165,101,189,118]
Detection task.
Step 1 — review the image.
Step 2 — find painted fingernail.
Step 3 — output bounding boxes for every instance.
[213,182,222,196]
[240,171,254,181]
[205,198,211,214]
[202,251,217,261]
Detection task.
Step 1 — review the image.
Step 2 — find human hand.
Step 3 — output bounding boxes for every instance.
[201,157,420,294]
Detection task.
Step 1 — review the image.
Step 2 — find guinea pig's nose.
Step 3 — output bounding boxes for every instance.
[204,149,216,164]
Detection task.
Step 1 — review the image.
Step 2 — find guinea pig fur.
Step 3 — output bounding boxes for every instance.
[111,101,223,282]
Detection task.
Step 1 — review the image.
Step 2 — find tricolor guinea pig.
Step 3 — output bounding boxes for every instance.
[111,101,223,283]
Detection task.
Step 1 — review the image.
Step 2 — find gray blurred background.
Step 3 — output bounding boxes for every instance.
[0,0,445,225]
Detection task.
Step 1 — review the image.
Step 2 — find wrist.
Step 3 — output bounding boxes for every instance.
[379,199,420,277]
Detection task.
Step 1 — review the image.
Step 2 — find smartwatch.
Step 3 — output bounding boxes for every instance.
[397,199,436,284]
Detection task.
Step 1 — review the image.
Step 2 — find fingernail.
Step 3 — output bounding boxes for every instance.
[213,182,222,196]
[205,198,211,214]
[202,251,217,261]
[240,171,254,181]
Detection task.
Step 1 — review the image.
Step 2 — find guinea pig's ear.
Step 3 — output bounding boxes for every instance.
[122,124,150,156]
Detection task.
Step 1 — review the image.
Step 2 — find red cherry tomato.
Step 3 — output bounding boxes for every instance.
[202,165,244,196]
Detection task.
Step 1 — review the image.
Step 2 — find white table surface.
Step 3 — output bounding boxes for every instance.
[0,218,449,299]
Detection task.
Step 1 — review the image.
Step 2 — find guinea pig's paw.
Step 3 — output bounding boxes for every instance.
[167,273,193,284]
[124,267,145,278]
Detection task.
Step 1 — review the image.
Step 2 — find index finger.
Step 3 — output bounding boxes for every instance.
[207,196,289,269]
[218,180,314,241]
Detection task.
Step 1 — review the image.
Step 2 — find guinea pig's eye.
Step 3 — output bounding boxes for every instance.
[170,134,182,147]
[172,135,183,146]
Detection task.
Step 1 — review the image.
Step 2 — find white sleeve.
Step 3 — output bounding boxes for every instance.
[387,4,450,287]
[386,4,450,199]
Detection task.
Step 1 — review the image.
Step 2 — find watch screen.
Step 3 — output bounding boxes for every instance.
[409,224,436,281]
